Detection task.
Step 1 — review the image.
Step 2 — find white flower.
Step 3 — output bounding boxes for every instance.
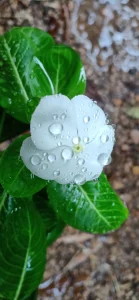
[20,94,115,185]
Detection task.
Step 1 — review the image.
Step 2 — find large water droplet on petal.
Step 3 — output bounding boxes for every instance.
[42,163,48,170]
[53,170,60,176]
[77,158,85,166]
[60,113,67,120]
[74,174,86,185]
[48,154,56,163]
[72,136,80,145]
[62,148,73,161]
[49,122,63,136]
[31,155,41,166]
[98,153,110,165]
[101,134,109,143]
[83,116,90,123]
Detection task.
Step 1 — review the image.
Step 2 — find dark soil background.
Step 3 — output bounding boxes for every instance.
[0,1,139,299]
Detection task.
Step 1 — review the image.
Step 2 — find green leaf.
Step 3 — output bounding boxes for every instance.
[0,135,46,197]
[29,44,86,99]
[0,198,46,300]
[47,173,129,234]
[33,195,65,247]
[0,107,29,142]
[125,106,139,119]
[0,27,54,123]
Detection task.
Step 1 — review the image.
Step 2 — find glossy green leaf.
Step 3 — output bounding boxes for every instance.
[47,173,129,234]
[0,198,46,300]
[33,195,65,247]
[0,27,54,123]
[0,107,29,142]
[0,135,46,197]
[29,44,86,99]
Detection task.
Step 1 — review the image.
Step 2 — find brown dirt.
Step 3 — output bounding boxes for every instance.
[0,1,139,299]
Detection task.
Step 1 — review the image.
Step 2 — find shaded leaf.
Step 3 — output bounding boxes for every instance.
[0,107,29,142]
[33,195,65,247]
[0,27,54,123]
[47,173,129,234]
[0,198,46,300]
[0,135,46,197]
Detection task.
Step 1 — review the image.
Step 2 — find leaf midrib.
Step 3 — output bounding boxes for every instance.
[78,185,111,228]
[3,37,29,104]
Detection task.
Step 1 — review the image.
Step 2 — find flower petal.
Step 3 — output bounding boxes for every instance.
[72,95,106,145]
[30,94,77,151]
[20,137,103,184]
[83,124,115,166]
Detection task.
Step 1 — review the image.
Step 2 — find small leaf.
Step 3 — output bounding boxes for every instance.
[0,135,46,197]
[125,106,139,119]
[47,173,129,234]
[0,198,46,300]
[29,45,86,98]
[33,195,65,247]
[0,27,54,123]
[0,107,29,142]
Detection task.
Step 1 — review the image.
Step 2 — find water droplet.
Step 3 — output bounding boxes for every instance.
[53,114,58,120]
[49,122,63,135]
[82,167,87,172]
[84,116,90,123]
[72,136,80,145]
[83,137,89,143]
[98,153,109,165]
[47,154,56,163]
[77,158,85,165]
[42,163,48,170]
[60,113,67,120]
[8,98,12,104]
[32,127,36,131]
[101,134,109,143]
[74,174,86,185]
[53,170,60,176]
[62,148,73,161]
[57,141,62,146]
[38,123,41,128]
[43,152,47,156]
[31,155,41,166]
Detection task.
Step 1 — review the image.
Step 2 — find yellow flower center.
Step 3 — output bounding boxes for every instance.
[73,143,83,153]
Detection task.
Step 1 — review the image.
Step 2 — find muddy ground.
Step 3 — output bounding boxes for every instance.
[0,1,139,299]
